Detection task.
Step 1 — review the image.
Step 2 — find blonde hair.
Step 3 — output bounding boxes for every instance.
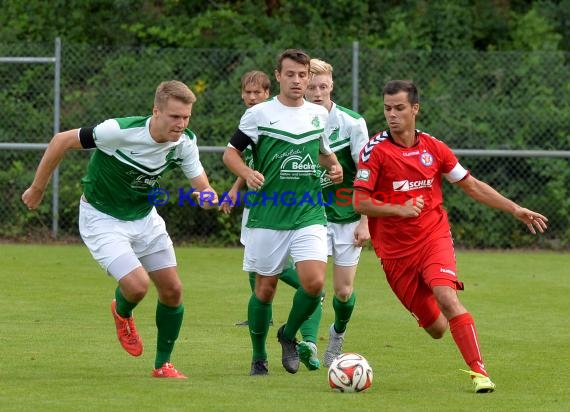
[154,80,196,109]
[310,58,333,76]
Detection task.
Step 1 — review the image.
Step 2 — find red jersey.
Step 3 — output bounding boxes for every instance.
[354,130,469,259]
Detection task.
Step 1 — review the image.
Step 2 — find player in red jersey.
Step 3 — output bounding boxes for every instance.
[353,80,548,393]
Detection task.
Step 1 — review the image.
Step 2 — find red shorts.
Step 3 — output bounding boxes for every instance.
[380,236,464,328]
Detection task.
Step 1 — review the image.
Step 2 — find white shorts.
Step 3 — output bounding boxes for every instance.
[327,221,363,266]
[244,224,327,276]
[79,197,176,280]
[239,207,250,246]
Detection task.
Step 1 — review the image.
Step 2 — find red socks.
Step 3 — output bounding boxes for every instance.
[449,312,489,377]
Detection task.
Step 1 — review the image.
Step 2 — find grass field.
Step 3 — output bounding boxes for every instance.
[1,244,569,412]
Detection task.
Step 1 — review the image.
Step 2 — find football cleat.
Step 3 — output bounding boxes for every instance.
[152,362,187,379]
[250,359,269,376]
[277,324,299,374]
[297,341,320,371]
[461,369,496,393]
[323,324,345,367]
[111,299,143,357]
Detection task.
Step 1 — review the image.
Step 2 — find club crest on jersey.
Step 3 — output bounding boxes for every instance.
[166,147,177,162]
[328,127,339,142]
[311,116,321,128]
[356,169,370,181]
[420,151,433,167]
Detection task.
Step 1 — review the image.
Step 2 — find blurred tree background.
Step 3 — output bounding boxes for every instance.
[2,1,569,50]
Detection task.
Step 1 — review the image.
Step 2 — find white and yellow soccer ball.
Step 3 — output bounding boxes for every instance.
[328,352,373,393]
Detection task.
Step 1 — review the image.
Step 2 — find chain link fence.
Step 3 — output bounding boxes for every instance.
[1,41,569,249]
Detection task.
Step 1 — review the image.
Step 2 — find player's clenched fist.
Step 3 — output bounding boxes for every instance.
[400,195,424,218]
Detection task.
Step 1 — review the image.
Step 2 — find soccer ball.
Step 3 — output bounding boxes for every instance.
[328,352,373,393]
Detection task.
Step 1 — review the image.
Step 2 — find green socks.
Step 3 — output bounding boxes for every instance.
[249,294,272,361]
[284,287,321,340]
[114,287,138,318]
[299,291,323,343]
[155,301,184,369]
[333,293,356,333]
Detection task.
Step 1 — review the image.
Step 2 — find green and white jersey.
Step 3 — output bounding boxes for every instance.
[239,96,331,230]
[318,103,369,223]
[81,116,204,221]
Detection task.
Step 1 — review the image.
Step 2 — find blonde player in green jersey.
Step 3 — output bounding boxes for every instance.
[22,80,218,379]
[221,71,323,369]
[223,49,343,376]
[305,58,371,367]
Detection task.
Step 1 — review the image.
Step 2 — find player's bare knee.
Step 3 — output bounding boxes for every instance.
[437,299,465,319]
[255,281,277,302]
[121,274,150,300]
[158,281,183,305]
[304,279,324,296]
[334,287,353,302]
[255,289,274,303]
[433,285,463,315]
[307,286,324,296]
[125,284,148,302]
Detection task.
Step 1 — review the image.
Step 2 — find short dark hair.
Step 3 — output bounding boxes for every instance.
[383,80,419,105]
[276,49,311,73]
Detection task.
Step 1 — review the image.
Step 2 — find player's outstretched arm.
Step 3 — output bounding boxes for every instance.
[456,175,548,234]
[22,129,83,210]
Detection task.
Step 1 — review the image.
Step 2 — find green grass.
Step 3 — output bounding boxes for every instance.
[1,245,569,411]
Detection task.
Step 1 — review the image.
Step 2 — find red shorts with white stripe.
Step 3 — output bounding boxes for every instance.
[380,236,464,328]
